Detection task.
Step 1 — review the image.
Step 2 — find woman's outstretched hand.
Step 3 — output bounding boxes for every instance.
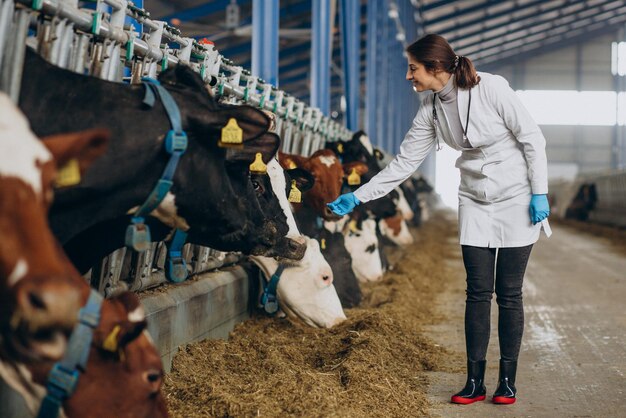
[327,193,360,216]
[529,194,550,224]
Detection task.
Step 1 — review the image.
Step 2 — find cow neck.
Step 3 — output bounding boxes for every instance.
[20,49,177,244]
[125,78,188,253]
[37,289,103,418]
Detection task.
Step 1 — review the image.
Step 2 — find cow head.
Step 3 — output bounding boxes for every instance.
[317,224,362,308]
[342,215,384,282]
[279,150,368,221]
[147,66,306,259]
[254,236,346,329]
[379,212,414,246]
[249,159,346,328]
[0,94,109,362]
[15,292,168,418]
[329,133,398,220]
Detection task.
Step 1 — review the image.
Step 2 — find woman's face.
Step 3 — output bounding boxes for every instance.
[406,56,441,92]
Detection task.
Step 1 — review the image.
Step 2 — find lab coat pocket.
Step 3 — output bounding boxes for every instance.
[485,158,527,201]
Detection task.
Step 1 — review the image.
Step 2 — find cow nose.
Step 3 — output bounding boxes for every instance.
[17,280,81,329]
[323,206,342,221]
[144,369,163,393]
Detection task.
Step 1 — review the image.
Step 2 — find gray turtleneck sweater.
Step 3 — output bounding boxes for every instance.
[435,75,472,148]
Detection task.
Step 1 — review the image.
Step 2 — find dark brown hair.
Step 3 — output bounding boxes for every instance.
[406,34,480,89]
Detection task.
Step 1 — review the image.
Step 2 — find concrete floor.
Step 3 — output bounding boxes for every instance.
[426,222,626,418]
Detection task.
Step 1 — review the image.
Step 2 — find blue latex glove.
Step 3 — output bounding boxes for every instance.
[327,193,360,216]
[529,194,550,224]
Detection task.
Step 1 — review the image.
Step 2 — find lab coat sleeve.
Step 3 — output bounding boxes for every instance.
[354,102,436,203]
[489,75,549,194]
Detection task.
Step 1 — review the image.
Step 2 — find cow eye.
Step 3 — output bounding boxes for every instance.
[251,179,264,193]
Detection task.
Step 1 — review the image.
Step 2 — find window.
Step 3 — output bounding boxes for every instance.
[515,90,624,126]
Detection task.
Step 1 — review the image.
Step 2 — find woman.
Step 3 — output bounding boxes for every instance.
[328,34,550,405]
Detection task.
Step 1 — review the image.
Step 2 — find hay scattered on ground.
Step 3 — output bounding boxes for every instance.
[164,214,458,417]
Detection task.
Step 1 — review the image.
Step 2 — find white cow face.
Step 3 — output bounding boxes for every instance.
[342,219,384,282]
[394,187,414,221]
[253,237,346,328]
[379,215,414,246]
[250,159,346,328]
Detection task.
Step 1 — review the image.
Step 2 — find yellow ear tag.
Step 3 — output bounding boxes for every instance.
[55,159,81,187]
[219,118,243,148]
[249,153,267,174]
[288,180,302,203]
[103,325,121,352]
[337,143,344,154]
[349,220,359,233]
[347,168,361,186]
[320,238,326,250]
[287,160,297,169]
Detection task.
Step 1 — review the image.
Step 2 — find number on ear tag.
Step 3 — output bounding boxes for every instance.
[249,153,267,174]
[218,118,243,148]
[103,325,121,352]
[55,159,81,187]
[347,168,361,185]
[320,238,326,250]
[288,180,302,203]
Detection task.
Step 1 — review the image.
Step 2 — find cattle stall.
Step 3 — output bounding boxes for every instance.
[10,1,626,418]
[0,0,362,370]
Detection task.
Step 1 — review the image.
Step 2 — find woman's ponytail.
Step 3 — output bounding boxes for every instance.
[454,56,480,89]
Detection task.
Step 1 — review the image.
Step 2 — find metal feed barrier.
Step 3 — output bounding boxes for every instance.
[0,0,355,295]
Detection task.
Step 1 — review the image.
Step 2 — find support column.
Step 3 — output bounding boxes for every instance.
[340,0,360,130]
[311,0,331,114]
[365,0,378,141]
[252,0,279,86]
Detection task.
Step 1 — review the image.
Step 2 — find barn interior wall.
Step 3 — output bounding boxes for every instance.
[489,33,623,176]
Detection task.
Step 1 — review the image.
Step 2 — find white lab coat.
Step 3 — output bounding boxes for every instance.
[354,72,549,248]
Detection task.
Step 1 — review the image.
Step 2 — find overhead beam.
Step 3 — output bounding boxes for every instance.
[460,2,623,54]
[477,15,626,67]
[158,0,251,24]
[471,5,626,61]
[433,0,549,36]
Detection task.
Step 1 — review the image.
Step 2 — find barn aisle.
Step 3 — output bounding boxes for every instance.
[426,220,626,417]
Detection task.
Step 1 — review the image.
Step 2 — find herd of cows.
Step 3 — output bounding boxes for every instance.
[0,48,433,417]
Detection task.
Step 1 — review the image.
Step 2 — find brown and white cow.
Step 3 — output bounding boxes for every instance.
[0,93,168,417]
[278,149,368,221]
[0,93,108,360]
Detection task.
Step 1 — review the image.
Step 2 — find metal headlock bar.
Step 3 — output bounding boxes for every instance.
[7,0,352,145]
[0,0,353,293]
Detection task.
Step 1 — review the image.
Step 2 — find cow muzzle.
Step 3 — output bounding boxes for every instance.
[263,236,307,260]
[6,278,82,361]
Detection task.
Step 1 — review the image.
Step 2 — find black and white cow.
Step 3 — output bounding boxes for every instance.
[19,48,305,272]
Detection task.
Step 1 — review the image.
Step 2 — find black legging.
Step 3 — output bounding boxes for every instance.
[461,244,533,362]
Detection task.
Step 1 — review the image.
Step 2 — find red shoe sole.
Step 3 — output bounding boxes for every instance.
[493,396,516,404]
[451,395,486,404]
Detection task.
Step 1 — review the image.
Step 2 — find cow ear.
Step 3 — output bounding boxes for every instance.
[158,65,206,92]
[325,140,346,156]
[98,292,148,353]
[342,161,368,177]
[41,128,109,174]
[278,152,307,170]
[286,168,315,193]
[194,105,270,143]
[225,132,280,165]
